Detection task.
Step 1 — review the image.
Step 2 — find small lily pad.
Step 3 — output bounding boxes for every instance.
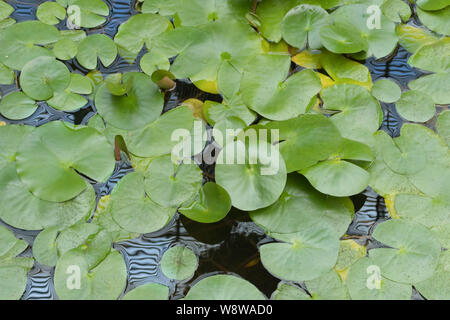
[417,6,450,36]
[180,182,232,223]
[408,38,450,73]
[272,282,310,300]
[20,56,71,101]
[122,283,169,300]
[37,2,66,25]
[371,79,402,103]
[76,34,117,70]
[0,92,38,120]
[370,219,441,284]
[53,39,78,60]
[62,0,110,29]
[415,250,450,300]
[408,72,450,105]
[184,274,265,300]
[16,121,115,202]
[161,246,198,281]
[395,90,436,123]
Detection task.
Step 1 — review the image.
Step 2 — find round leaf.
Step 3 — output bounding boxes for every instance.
[371,78,402,103]
[395,90,436,123]
[0,92,38,120]
[160,246,198,281]
[122,283,169,300]
[76,34,117,70]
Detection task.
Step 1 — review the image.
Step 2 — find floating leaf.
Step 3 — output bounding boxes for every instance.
[53,39,78,60]
[110,172,175,234]
[0,124,34,169]
[161,246,198,281]
[371,78,401,103]
[20,56,71,101]
[281,5,330,50]
[184,274,265,300]
[241,54,321,120]
[37,2,66,25]
[140,51,170,76]
[272,282,309,300]
[180,182,232,223]
[417,6,450,36]
[395,90,436,123]
[346,256,412,300]
[54,249,126,300]
[304,269,349,300]
[141,0,178,16]
[47,91,88,112]
[122,283,169,300]
[0,1,13,21]
[396,24,441,54]
[408,72,450,105]
[0,62,13,85]
[76,34,117,70]
[381,0,411,23]
[416,0,450,11]
[95,72,163,130]
[260,228,340,282]
[215,139,287,211]
[114,13,172,56]
[16,121,115,202]
[415,250,450,300]
[370,219,441,284]
[143,155,202,208]
[250,174,353,237]
[61,0,110,29]
[334,239,367,280]
[0,92,38,120]
[437,110,450,146]
[0,21,60,70]
[409,38,450,73]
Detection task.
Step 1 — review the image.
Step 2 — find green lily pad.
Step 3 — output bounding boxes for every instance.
[105,73,134,96]
[396,24,441,54]
[54,249,126,300]
[0,62,13,85]
[380,0,411,23]
[20,56,71,101]
[281,5,330,50]
[143,155,202,208]
[334,240,367,277]
[0,0,13,21]
[61,0,110,29]
[260,228,340,282]
[37,2,66,25]
[0,162,96,231]
[69,73,93,94]
[300,159,370,197]
[95,72,163,130]
[141,0,178,16]
[170,20,263,84]
[0,92,38,120]
[415,250,450,300]
[395,90,436,123]
[0,225,17,256]
[321,83,383,144]
[250,174,353,237]
[304,269,349,300]
[346,256,412,300]
[408,72,450,105]
[114,13,172,56]
[241,54,321,121]
[160,246,198,281]
[32,227,59,267]
[0,21,60,70]
[417,6,450,36]
[437,110,450,146]
[184,274,265,300]
[47,91,88,112]
[371,79,402,103]
[0,124,34,169]
[215,139,287,211]
[179,182,232,223]
[110,172,175,234]
[140,51,170,76]
[76,34,117,70]
[417,0,450,11]
[16,121,115,202]
[320,4,398,59]
[272,282,310,300]
[408,38,450,73]
[122,282,169,300]
[53,39,78,60]
[370,219,441,284]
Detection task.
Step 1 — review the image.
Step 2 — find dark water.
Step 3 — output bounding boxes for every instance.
[0,0,438,300]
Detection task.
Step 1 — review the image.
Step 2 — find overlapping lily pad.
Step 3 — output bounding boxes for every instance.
[122,282,169,300]
[0,92,38,120]
[160,246,198,281]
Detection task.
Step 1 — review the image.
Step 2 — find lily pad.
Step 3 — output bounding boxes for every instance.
[240,54,321,120]
[16,121,115,202]
[0,21,60,70]
[215,139,287,211]
[250,174,353,237]
[0,92,38,120]
[122,282,169,300]
[395,90,436,123]
[396,24,441,54]
[371,78,402,103]
[416,0,450,11]
[437,110,450,146]
[94,72,163,130]
[408,72,450,105]
[272,282,310,300]
[0,124,34,169]
[0,0,12,22]
[179,182,232,223]
[304,269,349,300]
[20,56,71,101]
[160,245,198,281]
[415,250,450,300]
[110,172,175,234]
[143,155,202,208]
[417,6,450,36]
[0,62,13,84]
[37,2,66,25]
[370,219,441,284]
[281,5,330,50]
[76,34,117,70]
[184,274,265,300]
[380,0,411,23]
[408,38,450,73]
[61,0,110,29]
[260,228,340,282]
[53,38,78,60]
[54,249,126,300]
[346,256,412,300]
